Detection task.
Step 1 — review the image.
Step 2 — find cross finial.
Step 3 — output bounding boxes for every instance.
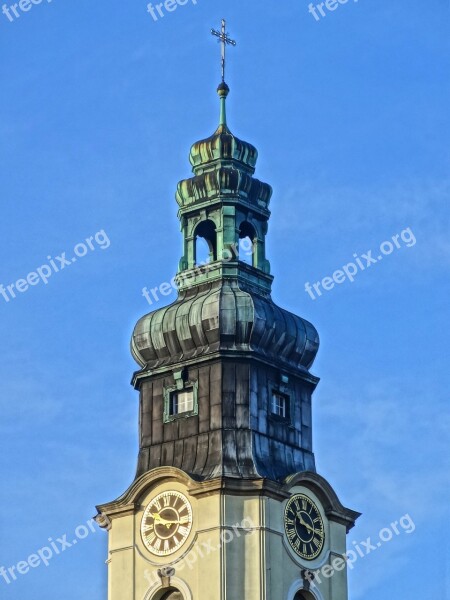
[211,19,237,83]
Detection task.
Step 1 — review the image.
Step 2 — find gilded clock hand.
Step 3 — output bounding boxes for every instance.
[152,512,182,529]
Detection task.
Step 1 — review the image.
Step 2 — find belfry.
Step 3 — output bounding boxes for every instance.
[96,21,360,600]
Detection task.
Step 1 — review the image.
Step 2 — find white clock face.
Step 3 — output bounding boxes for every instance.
[141,491,193,556]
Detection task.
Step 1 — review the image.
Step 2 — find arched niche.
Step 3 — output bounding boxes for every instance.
[238,220,257,266]
[144,576,193,600]
[294,591,316,600]
[287,579,324,600]
[194,219,217,265]
[159,588,183,600]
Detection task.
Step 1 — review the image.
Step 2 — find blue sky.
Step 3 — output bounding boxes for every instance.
[0,1,449,598]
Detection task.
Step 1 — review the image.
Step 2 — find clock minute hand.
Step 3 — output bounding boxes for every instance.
[297,514,322,537]
[152,512,173,528]
[152,512,181,529]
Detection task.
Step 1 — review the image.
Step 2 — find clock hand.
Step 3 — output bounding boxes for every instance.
[152,512,172,528]
[297,513,323,537]
[162,518,183,526]
[152,512,182,529]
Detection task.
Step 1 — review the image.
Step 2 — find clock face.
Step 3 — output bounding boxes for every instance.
[141,491,193,556]
[284,493,325,560]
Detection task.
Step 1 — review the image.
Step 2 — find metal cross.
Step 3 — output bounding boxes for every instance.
[211,19,237,83]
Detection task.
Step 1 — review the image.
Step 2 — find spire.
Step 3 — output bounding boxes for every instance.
[211,19,236,129]
[217,81,229,128]
[173,19,272,293]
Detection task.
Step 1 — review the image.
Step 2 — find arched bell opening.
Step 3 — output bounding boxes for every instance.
[294,591,317,600]
[159,588,183,600]
[238,220,257,266]
[151,587,183,600]
[194,219,217,265]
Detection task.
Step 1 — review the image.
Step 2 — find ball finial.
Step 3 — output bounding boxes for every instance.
[217,81,230,99]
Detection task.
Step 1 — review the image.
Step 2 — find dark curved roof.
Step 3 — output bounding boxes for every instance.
[131,280,319,371]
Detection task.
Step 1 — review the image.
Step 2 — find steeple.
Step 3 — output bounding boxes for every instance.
[131,56,320,482]
[174,81,273,295]
[96,25,359,600]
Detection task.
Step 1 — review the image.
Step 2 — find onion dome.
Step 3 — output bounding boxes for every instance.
[189,84,258,175]
[131,280,319,372]
[176,83,272,210]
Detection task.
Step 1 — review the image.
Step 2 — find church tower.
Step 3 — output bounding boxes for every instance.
[96,21,360,600]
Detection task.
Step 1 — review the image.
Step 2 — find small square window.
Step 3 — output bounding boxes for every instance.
[271,392,288,419]
[163,381,198,423]
[169,390,194,417]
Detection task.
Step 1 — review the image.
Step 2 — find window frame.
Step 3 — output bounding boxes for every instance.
[163,381,198,423]
[271,391,288,418]
[269,388,292,423]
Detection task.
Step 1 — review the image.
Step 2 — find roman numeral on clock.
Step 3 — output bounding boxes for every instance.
[141,491,193,556]
[287,528,296,540]
[284,494,325,560]
[178,525,190,537]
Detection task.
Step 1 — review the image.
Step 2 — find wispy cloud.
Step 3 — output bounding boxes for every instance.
[316,376,450,519]
[276,178,450,267]
[315,374,449,598]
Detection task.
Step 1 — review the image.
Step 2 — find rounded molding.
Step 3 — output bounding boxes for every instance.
[95,467,198,520]
[284,471,361,533]
[287,579,324,600]
[144,576,193,600]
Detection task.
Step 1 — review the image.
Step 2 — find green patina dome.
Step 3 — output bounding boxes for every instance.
[177,85,271,210]
[189,124,258,174]
[188,84,259,175]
